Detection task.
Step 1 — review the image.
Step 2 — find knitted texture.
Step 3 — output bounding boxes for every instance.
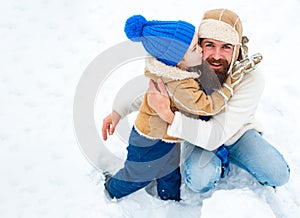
[124,15,195,66]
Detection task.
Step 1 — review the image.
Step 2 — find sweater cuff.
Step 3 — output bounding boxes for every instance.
[167,111,183,138]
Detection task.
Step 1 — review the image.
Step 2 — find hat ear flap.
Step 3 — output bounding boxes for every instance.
[238,36,249,61]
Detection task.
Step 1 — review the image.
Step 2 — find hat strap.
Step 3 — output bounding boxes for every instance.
[227,43,241,75]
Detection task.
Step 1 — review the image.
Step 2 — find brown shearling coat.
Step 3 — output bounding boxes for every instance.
[134,57,232,142]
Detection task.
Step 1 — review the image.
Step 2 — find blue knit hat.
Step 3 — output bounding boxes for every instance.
[124,15,195,66]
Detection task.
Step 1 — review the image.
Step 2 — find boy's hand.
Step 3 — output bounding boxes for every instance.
[102,111,121,141]
[147,79,174,124]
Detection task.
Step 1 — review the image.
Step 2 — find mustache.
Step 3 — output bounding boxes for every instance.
[206,57,229,67]
[206,57,230,85]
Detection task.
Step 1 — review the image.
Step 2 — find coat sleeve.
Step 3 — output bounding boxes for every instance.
[112,75,148,118]
[167,69,265,151]
[170,54,263,117]
[167,78,231,116]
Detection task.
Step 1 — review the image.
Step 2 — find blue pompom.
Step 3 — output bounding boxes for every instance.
[124,15,147,42]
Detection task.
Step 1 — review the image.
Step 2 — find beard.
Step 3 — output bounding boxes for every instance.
[187,58,230,95]
[205,57,230,84]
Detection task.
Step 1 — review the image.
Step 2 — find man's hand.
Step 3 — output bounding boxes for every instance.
[102,111,121,141]
[147,79,174,124]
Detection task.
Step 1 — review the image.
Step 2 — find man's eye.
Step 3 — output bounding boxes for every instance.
[224,44,233,49]
[205,43,213,47]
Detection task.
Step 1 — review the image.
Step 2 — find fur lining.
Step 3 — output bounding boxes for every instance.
[199,19,239,45]
[145,57,199,80]
[133,124,180,143]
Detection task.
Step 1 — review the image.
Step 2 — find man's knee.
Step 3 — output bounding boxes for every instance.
[260,162,290,187]
[230,129,290,187]
[184,175,219,193]
[183,160,221,193]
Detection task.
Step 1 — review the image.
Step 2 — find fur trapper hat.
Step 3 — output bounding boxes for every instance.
[199,9,244,73]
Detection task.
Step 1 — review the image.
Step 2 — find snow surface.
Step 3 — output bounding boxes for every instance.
[1,0,300,217]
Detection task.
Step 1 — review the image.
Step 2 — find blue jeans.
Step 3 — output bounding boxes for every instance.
[183,129,290,193]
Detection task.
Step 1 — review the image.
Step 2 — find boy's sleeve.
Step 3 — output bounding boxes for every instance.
[112,75,148,118]
[168,78,228,116]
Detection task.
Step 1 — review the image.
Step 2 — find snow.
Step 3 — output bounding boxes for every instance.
[201,189,276,218]
[1,0,300,217]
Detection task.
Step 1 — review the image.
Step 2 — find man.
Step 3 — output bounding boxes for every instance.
[146,9,290,193]
[102,9,290,195]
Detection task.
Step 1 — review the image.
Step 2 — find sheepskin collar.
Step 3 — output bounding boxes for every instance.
[145,57,199,80]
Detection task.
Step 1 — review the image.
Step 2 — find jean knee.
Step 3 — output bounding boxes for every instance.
[263,161,290,187]
[183,158,221,193]
[229,129,290,187]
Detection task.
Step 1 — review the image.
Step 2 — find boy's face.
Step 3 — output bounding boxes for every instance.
[179,33,203,69]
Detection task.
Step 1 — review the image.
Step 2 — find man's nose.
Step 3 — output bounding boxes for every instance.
[212,48,222,59]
